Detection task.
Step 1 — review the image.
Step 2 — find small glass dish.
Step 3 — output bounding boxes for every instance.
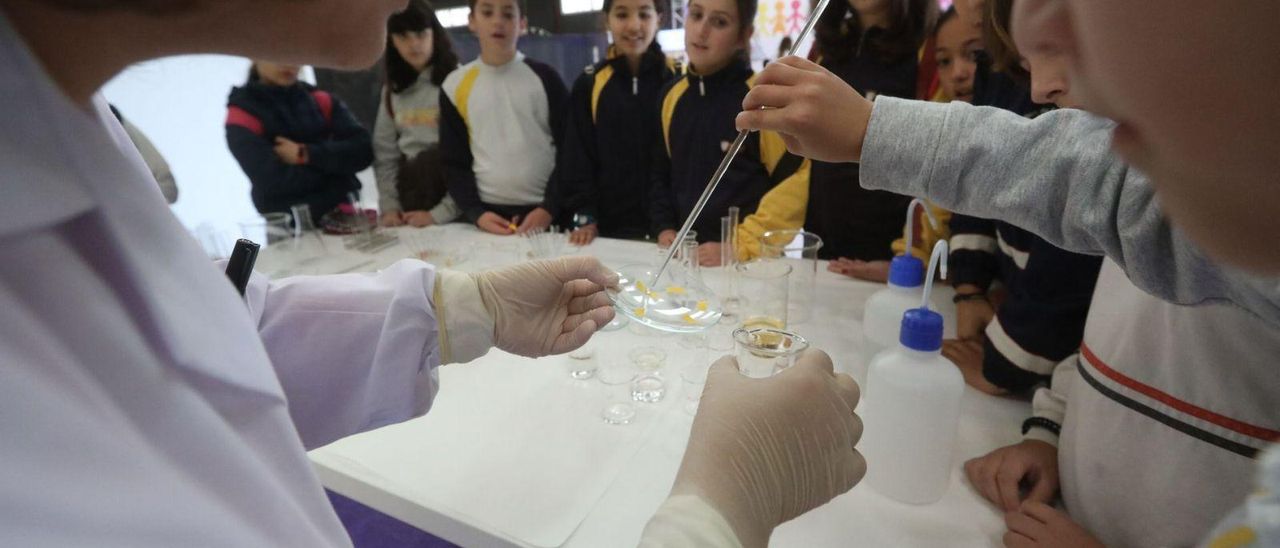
[608,263,723,334]
[631,374,666,403]
[628,346,667,372]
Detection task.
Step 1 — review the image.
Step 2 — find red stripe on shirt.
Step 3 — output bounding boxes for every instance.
[1081,343,1280,442]
[225,106,264,135]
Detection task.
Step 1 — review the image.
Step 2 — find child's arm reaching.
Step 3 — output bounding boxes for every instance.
[858,98,1280,326]
[736,57,1280,325]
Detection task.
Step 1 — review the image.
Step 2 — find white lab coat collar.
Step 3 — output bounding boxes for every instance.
[0,9,109,237]
[1,12,289,399]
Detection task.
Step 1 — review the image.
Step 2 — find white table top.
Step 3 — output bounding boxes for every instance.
[295,224,1029,548]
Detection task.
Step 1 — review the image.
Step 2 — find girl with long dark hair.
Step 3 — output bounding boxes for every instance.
[374,0,462,227]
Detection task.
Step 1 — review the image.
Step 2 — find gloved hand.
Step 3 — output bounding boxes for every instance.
[473,256,618,358]
[669,350,865,548]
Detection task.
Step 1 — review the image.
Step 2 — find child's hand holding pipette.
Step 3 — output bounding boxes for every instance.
[736,56,873,163]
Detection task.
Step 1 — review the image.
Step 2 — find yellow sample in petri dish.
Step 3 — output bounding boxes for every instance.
[608,263,723,334]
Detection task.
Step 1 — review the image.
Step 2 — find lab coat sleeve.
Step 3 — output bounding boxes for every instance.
[860,97,1280,326]
[243,260,494,449]
[638,495,744,548]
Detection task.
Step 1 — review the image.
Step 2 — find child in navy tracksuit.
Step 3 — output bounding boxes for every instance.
[558,0,679,244]
[651,0,810,264]
[226,61,372,223]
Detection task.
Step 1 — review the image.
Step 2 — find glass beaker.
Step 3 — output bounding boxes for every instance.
[735,259,792,330]
[598,338,638,425]
[733,327,810,379]
[239,212,294,246]
[288,203,330,257]
[628,346,667,403]
[566,340,598,380]
[759,230,824,324]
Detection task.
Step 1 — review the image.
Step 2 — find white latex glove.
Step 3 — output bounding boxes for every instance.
[473,256,618,358]
[664,350,865,548]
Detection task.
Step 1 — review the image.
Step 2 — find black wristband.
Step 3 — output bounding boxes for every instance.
[1021,416,1062,437]
[953,292,989,304]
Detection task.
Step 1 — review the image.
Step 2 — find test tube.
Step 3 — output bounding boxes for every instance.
[726,206,740,264]
[720,215,735,269]
[681,237,700,283]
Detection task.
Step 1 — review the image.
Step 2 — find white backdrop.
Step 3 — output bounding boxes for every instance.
[102,56,359,240]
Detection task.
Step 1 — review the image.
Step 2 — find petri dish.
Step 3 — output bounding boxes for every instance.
[600,314,630,332]
[608,264,723,334]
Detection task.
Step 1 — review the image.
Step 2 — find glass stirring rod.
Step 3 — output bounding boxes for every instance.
[649,0,834,286]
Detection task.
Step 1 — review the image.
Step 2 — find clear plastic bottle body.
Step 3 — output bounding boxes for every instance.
[862,284,921,356]
[860,346,965,504]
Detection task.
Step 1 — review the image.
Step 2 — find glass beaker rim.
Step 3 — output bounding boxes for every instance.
[735,259,793,278]
[732,327,809,357]
[760,229,824,252]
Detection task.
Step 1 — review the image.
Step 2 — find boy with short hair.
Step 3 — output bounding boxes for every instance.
[440,0,567,235]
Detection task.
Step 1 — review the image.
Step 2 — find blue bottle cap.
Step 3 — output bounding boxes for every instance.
[888,255,925,288]
[899,307,944,351]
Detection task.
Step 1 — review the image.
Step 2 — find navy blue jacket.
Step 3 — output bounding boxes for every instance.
[650,60,805,242]
[226,81,372,222]
[558,46,679,238]
[807,35,918,261]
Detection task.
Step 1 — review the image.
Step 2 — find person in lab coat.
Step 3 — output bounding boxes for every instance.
[0,1,866,547]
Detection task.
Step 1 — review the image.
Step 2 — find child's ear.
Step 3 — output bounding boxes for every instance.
[520,15,528,34]
[468,10,479,33]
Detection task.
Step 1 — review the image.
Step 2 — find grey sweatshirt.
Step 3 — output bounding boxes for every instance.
[860,97,1280,326]
[372,70,459,221]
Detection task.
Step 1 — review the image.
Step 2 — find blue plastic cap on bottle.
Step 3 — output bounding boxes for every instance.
[899,307,944,351]
[888,255,925,288]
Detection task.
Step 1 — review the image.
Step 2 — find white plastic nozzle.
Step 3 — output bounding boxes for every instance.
[920,240,949,310]
[904,198,941,256]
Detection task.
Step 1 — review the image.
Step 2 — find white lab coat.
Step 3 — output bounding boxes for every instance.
[0,11,747,547]
[0,13,458,546]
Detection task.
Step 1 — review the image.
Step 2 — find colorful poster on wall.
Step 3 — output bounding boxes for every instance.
[753,0,810,62]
